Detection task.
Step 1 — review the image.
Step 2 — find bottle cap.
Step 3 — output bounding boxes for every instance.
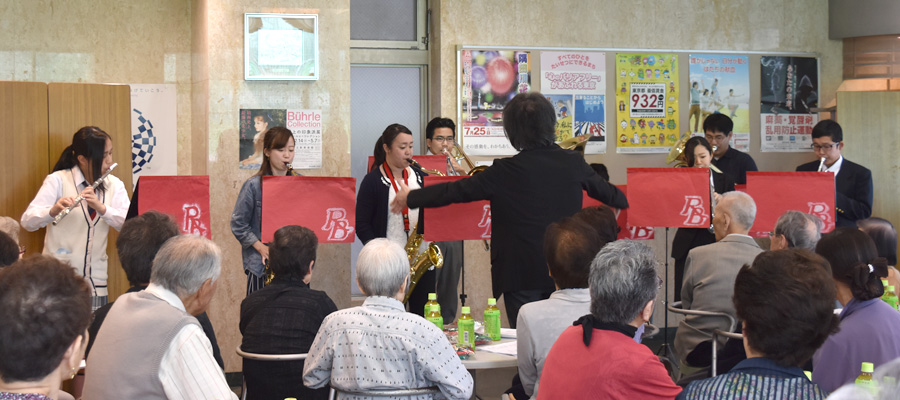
[488,298,497,305]
[862,362,874,373]
[428,293,437,300]
[462,306,471,314]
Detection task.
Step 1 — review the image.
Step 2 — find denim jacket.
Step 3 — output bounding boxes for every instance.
[231,176,265,277]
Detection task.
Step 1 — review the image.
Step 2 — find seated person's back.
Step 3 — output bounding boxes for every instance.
[240,225,337,400]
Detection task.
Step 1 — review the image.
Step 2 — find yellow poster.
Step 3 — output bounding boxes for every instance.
[614,53,679,153]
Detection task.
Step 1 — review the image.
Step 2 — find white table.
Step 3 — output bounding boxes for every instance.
[461,338,518,400]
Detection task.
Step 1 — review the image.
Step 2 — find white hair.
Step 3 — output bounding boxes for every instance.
[720,191,756,231]
[356,238,410,297]
[589,240,659,324]
[150,235,221,297]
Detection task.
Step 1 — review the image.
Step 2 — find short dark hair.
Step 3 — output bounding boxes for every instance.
[0,256,92,382]
[734,249,839,367]
[425,117,455,140]
[269,225,318,281]
[0,231,17,267]
[684,136,713,167]
[811,119,842,142]
[371,123,413,171]
[816,227,888,301]
[575,206,619,244]
[858,217,898,266]
[117,211,180,286]
[503,92,556,151]
[544,217,605,289]
[590,163,609,181]
[702,114,734,136]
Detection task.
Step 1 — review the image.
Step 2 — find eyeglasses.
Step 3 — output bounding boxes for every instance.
[811,143,839,151]
[431,136,454,143]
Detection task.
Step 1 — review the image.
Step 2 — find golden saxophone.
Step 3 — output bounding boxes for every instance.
[403,222,443,304]
[408,158,444,176]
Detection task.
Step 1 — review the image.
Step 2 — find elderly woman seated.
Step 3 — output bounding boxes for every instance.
[302,238,473,399]
[678,249,838,399]
[537,240,682,399]
[0,256,92,400]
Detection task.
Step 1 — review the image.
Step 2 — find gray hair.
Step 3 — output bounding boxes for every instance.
[775,211,823,251]
[719,191,756,231]
[356,238,410,297]
[150,235,221,297]
[589,240,659,324]
[0,217,19,244]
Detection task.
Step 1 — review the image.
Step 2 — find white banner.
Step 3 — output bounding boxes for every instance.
[130,84,178,189]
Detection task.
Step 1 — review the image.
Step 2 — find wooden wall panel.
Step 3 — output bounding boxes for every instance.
[0,81,49,258]
[48,83,133,300]
[838,91,900,252]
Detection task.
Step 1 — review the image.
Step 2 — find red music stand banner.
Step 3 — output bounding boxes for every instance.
[137,176,211,238]
[261,176,357,243]
[582,185,654,240]
[422,176,491,241]
[627,168,712,228]
[746,171,836,234]
[367,155,448,175]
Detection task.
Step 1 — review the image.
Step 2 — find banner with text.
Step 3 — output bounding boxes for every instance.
[136,175,210,238]
[615,53,680,153]
[582,185,655,240]
[423,176,492,241]
[286,109,324,169]
[261,176,357,243]
[239,108,323,169]
[759,56,819,152]
[460,50,531,156]
[745,171,835,234]
[626,168,712,228]
[688,54,751,152]
[541,51,607,154]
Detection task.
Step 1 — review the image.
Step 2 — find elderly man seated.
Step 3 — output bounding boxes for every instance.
[515,216,607,399]
[678,249,837,399]
[537,240,682,399]
[303,238,473,399]
[83,235,236,399]
[240,225,337,400]
[769,210,823,251]
[674,191,762,372]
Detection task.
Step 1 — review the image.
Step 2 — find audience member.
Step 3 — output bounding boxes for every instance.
[83,235,236,399]
[0,256,91,400]
[812,228,900,392]
[675,191,762,371]
[240,225,337,400]
[769,210,823,251]
[303,238,473,399]
[575,205,619,243]
[515,217,607,399]
[0,231,18,267]
[858,217,900,291]
[536,240,682,399]
[796,119,873,228]
[85,211,224,368]
[678,249,838,399]
[0,216,20,246]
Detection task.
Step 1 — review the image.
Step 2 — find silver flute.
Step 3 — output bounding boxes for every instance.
[52,163,118,226]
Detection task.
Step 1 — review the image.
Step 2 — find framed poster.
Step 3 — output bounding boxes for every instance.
[244,13,319,80]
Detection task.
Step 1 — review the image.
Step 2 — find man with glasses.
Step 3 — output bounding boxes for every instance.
[703,114,758,185]
[796,119,873,228]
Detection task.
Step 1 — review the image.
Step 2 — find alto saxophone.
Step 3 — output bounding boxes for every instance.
[403,222,443,304]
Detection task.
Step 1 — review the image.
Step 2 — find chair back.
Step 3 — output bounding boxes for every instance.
[236,346,308,400]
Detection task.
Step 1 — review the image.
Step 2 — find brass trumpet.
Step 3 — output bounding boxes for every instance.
[403,222,443,304]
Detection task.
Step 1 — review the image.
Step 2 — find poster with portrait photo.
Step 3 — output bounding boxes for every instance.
[239,109,286,169]
[759,56,819,152]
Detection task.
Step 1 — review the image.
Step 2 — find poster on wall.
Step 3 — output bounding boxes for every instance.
[239,108,322,169]
[688,54,751,152]
[615,53,680,153]
[460,49,531,156]
[540,51,607,154]
[759,56,819,152]
[130,84,178,189]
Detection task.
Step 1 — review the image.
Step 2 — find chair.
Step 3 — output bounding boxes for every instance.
[711,329,744,377]
[328,386,442,399]
[235,346,308,400]
[667,301,737,382]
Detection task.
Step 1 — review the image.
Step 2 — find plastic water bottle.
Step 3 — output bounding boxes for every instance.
[427,303,444,329]
[458,306,475,350]
[484,298,501,341]
[425,292,440,315]
[855,362,878,395]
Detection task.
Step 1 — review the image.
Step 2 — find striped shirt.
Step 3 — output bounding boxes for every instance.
[677,358,828,400]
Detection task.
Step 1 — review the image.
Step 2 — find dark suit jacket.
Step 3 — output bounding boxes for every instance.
[356,166,426,243]
[796,157,873,228]
[407,145,628,296]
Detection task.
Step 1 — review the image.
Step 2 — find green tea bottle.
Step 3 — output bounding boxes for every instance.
[484,298,501,341]
[855,362,878,395]
[426,303,444,329]
[425,292,439,315]
[886,286,899,310]
[458,306,475,350]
